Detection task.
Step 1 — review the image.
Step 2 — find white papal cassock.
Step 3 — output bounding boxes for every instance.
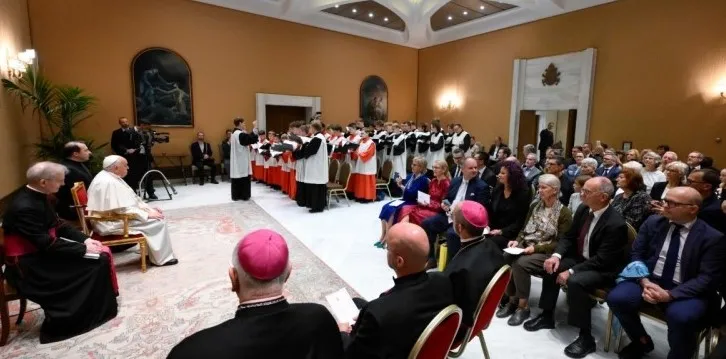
[86,170,176,265]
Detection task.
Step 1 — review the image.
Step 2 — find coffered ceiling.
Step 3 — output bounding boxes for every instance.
[191,0,616,48]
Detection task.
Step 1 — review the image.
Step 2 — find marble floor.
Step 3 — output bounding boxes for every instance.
[153,179,687,359]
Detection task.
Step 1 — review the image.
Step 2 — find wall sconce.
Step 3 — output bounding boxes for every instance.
[438,91,462,111]
[716,80,726,98]
[5,48,36,80]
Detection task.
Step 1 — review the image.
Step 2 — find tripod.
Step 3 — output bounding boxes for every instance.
[138,169,177,202]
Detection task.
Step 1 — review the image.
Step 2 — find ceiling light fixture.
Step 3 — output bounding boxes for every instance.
[463,11,468,15]
[447,15,453,20]
[352,8,357,13]
[369,12,374,18]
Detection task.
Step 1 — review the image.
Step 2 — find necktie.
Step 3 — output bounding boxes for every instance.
[603,168,610,177]
[455,167,461,178]
[577,212,595,257]
[660,224,684,285]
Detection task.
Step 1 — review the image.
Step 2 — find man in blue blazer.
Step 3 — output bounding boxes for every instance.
[594,153,621,182]
[420,158,490,268]
[606,187,726,359]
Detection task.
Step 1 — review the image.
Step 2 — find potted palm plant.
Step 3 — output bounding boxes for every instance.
[2,66,107,172]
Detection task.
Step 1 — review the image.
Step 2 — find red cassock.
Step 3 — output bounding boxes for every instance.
[349,139,377,201]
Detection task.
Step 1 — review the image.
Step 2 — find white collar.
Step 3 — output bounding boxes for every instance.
[670,218,697,230]
[589,205,609,219]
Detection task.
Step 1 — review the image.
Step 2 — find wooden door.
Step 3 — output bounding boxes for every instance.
[565,109,577,152]
[518,110,538,159]
[265,105,306,133]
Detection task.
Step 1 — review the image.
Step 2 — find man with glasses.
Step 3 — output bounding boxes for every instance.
[449,148,465,178]
[687,169,726,234]
[596,153,621,183]
[522,153,542,185]
[607,187,725,359]
[524,177,628,358]
[534,156,573,206]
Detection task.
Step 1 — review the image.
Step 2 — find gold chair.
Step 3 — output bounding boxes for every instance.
[407,304,462,359]
[327,162,352,209]
[328,159,340,184]
[0,228,28,347]
[71,182,148,272]
[376,159,393,198]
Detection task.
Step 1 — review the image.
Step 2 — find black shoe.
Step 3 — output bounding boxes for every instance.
[496,302,517,318]
[564,335,596,358]
[507,308,530,326]
[618,337,654,359]
[523,313,555,332]
[211,180,219,184]
[148,194,158,200]
[158,259,178,266]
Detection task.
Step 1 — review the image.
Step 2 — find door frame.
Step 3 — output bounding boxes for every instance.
[255,93,321,130]
[507,48,597,156]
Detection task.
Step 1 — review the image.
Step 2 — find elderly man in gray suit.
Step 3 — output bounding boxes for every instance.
[522,153,542,185]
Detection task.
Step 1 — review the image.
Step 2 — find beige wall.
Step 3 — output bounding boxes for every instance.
[27,0,419,161]
[419,0,726,163]
[0,0,35,198]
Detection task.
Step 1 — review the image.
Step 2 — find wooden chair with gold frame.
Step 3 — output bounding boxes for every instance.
[449,265,511,359]
[70,182,148,272]
[0,228,28,346]
[407,304,462,359]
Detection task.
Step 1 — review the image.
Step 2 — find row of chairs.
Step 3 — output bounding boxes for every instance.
[326,159,395,209]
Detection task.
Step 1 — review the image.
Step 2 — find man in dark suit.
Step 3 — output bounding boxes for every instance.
[56,141,94,221]
[450,148,465,178]
[110,117,154,198]
[607,187,726,359]
[595,153,621,183]
[340,222,453,359]
[421,158,491,268]
[524,177,628,358]
[444,201,505,341]
[168,229,343,359]
[522,153,542,186]
[688,169,726,234]
[487,136,507,160]
[190,131,219,186]
[535,156,573,206]
[538,122,554,162]
[474,151,496,187]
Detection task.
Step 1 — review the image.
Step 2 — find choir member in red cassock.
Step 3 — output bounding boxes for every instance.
[2,162,118,343]
[349,129,377,202]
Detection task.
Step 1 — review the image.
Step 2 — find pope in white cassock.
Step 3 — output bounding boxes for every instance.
[86,155,178,266]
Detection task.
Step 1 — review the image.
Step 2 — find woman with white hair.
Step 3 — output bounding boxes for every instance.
[496,174,573,326]
[641,150,666,193]
[650,160,688,201]
[579,157,598,176]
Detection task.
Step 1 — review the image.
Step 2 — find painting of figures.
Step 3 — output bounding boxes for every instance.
[359,75,388,126]
[132,48,193,127]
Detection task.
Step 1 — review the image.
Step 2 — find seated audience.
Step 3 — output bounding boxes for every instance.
[565,151,584,182]
[474,151,496,187]
[718,168,726,201]
[535,156,574,206]
[449,147,466,178]
[686,151,704,173]
[565,146,582,167]
[444,201,505,340]
[658,151,678,171]
[625,149,640,163]
[568,174,592,213]
[641,150,666,193]
[55,141,94,220]
[167,229,343,359]
[421,158,490,267]
[523,177,628,358]
[190,131,219,185]
[377,156,430,247]
[595,153,622,183]
[398,159,451,225]
[2,162,118,343]
[612,168,652,229]
[688,169,726,234]
[579,157,598,177]
[487,161,532,249]
[340,222,453,358]
[522,153,542,185]
[497,174,573,326]
[607,187,726,359]
[86,155,178,266]
[650,160,688,204]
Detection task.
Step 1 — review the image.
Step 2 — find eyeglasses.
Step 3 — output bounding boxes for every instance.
[662,198,695,207]
[580,188,602,196]
[686,179,704,185]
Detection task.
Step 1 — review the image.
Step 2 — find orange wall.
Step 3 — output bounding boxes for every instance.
[0,0,37,198]
[27,0,419,162]
[419,0,726,163]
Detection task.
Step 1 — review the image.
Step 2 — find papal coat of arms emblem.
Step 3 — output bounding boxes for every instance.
[542,63,561,86]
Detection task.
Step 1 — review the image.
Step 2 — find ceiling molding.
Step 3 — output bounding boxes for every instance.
[191,0,616,48]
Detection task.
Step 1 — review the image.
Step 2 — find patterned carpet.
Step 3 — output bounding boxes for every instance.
[1,201,356,359]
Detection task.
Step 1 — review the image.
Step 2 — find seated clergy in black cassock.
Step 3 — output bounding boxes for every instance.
[339,222,454,359]
[55,141,94,221]
[523,176,628,358]
[167,229,343,359]
[2,162,118,343]
[444,200,505,342]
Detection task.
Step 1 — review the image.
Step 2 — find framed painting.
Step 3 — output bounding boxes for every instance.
[359,75,388,127]
[131,47,193,127]
[622,141,632,151]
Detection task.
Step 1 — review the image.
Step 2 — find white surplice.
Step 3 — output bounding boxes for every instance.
[86,170,176,265]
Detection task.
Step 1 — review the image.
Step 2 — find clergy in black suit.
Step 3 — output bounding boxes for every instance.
[189,132,218,185]
[524,177,628,358]
[56,142,94,221]
[341,223,454,359]
[168,229,343,359]
[421,158,491,267]
[607,187,726,359]
[444,201,506,341]
[110,117,149,195]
